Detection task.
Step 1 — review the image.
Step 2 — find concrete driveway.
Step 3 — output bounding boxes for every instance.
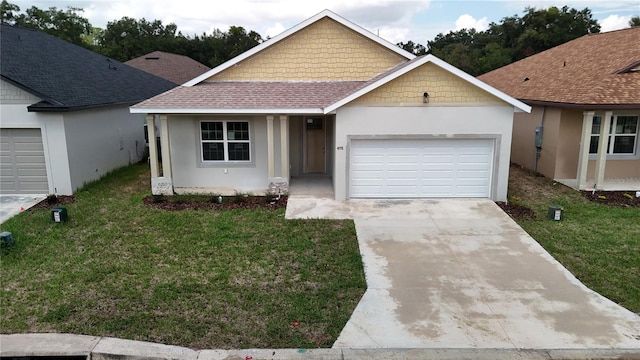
[0,195,46,224]
[286,197,640,349]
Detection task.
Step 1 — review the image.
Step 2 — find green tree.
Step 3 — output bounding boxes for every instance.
[13,5,91,46]
[0,0,19,24]
[397,40,427,55]
[630,16,640,27]
[98,17,179,61]
[424,5,600,75]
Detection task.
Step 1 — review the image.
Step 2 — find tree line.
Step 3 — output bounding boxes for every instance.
[2,1,638,75]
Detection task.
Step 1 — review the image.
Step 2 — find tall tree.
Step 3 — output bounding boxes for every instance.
[0,0,19,24]
[422,5,600,75]
[397,40,427,55]
[13,4,91,47]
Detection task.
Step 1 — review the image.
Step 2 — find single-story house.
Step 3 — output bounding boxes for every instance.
[0,24,176,195]
[125,51,211,85]
[479,27,640,191]
[131,10,530,201]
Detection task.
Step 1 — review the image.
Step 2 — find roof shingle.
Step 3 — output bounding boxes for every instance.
[478,27,640,107]
[125,51,210,85]
[0,24,176,112]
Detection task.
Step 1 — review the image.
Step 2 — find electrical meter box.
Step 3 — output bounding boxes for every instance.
[52,207,68,223]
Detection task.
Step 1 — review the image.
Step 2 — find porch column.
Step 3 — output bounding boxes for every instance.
[146,114,159,178]
[594,111,612,188]
[159,115,172,178]
[280,115,289,179]
[266,115,275,178]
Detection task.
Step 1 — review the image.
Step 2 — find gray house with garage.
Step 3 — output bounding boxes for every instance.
[131,10,530,201]
[0,24,175,195]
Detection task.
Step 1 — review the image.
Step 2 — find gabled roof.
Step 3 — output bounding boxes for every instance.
[325,55,530,113]
[183,9,416,87]
[0,24,176,112]
[125,51,210,85]
[478,27,640,108]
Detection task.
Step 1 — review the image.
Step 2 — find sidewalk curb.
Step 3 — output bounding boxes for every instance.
[1,334,640,360]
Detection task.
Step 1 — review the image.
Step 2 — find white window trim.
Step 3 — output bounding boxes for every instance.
[589,114,639,160]
[200,120,252,163]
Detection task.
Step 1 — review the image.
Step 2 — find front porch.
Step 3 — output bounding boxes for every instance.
[289,175,334,197]
[556,178,640,192]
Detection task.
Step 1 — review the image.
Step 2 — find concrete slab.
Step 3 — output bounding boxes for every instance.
[0,194,46,224]
[0,333,100,357]
[285,196,640,349]
[91,337,198,360]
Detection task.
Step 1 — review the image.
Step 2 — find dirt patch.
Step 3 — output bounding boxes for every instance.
[495,201,536,220]
[29,195,76,210]
[143,195,288,210]
[581,191,640,207]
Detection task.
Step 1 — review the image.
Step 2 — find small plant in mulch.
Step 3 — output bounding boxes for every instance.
[142,194,288,211]
[30,194,76,210]
[495,201,536,220]
[582,191,640,207]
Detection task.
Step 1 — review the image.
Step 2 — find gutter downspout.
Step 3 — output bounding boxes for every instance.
[534,106,546,173]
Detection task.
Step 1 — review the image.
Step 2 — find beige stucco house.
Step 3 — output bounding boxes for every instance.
[131,10,530,201]
[479,27,640,191]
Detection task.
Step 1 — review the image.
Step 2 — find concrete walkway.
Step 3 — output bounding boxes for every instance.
[286,197,640,349]
[0,194,46,224]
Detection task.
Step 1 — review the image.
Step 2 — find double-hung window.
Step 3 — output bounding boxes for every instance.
[201,121,250,162]
[589,115,638,155]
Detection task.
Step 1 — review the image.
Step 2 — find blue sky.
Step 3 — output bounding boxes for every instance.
[13,0,640,45]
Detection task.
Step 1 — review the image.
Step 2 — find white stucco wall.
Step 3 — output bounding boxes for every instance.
[1,80,71,194]
[167,115,281,194]
[333,106,514,201]
[63,105,147,192]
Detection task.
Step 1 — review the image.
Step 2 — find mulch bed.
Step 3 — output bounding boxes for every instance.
[495,201,536,220]
[143,195,288,210]
[581,191,640,207]
[29,195,76,210]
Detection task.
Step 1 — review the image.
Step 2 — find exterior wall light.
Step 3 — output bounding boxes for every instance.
[423,92,429,103]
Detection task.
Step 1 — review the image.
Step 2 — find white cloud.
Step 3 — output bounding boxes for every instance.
[454,14,489,31]
[265,23,286,39]
[600,14,632,32]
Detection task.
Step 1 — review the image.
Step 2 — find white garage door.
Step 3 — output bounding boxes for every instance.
[0,128,49,194]
[350,138,494,198]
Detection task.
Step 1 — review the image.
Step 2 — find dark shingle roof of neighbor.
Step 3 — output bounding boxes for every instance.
[0,24,177,112]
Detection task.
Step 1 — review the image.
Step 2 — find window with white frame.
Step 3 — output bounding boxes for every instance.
[201,121,250,162]
[589,115,638,155]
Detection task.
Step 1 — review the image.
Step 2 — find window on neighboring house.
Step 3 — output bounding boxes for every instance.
[589,115,638,155]
[201,121,250,162]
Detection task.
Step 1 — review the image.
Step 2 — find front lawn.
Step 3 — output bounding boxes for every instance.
[0,163,366,349]
[505,164,640,313]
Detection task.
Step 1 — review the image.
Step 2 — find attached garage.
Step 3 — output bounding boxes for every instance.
[0,128,48,194]
[350,138,494,198]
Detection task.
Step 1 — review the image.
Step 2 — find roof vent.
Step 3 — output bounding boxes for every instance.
[145,56,160,60]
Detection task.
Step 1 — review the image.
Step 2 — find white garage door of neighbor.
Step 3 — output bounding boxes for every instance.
[350,138,494,198]
[0,128,49,194]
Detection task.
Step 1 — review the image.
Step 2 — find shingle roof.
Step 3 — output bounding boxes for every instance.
[125,51,210,85]
[478,27,640,108]
[131,81,368,111]
[0,24,176,112]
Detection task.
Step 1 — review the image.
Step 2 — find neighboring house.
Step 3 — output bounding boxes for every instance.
[0,24,176,195]
[125,51,211,85]
[479,27,640,191]
[131,10,530,201]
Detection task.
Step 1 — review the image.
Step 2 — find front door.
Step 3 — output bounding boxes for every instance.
[304,117,325,173]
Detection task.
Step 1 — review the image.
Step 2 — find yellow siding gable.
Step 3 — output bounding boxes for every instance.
[208,17,406,82]
[349,62,504,106]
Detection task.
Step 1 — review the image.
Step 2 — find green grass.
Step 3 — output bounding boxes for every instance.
[0,163,366,349]
[507,164,640,313]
